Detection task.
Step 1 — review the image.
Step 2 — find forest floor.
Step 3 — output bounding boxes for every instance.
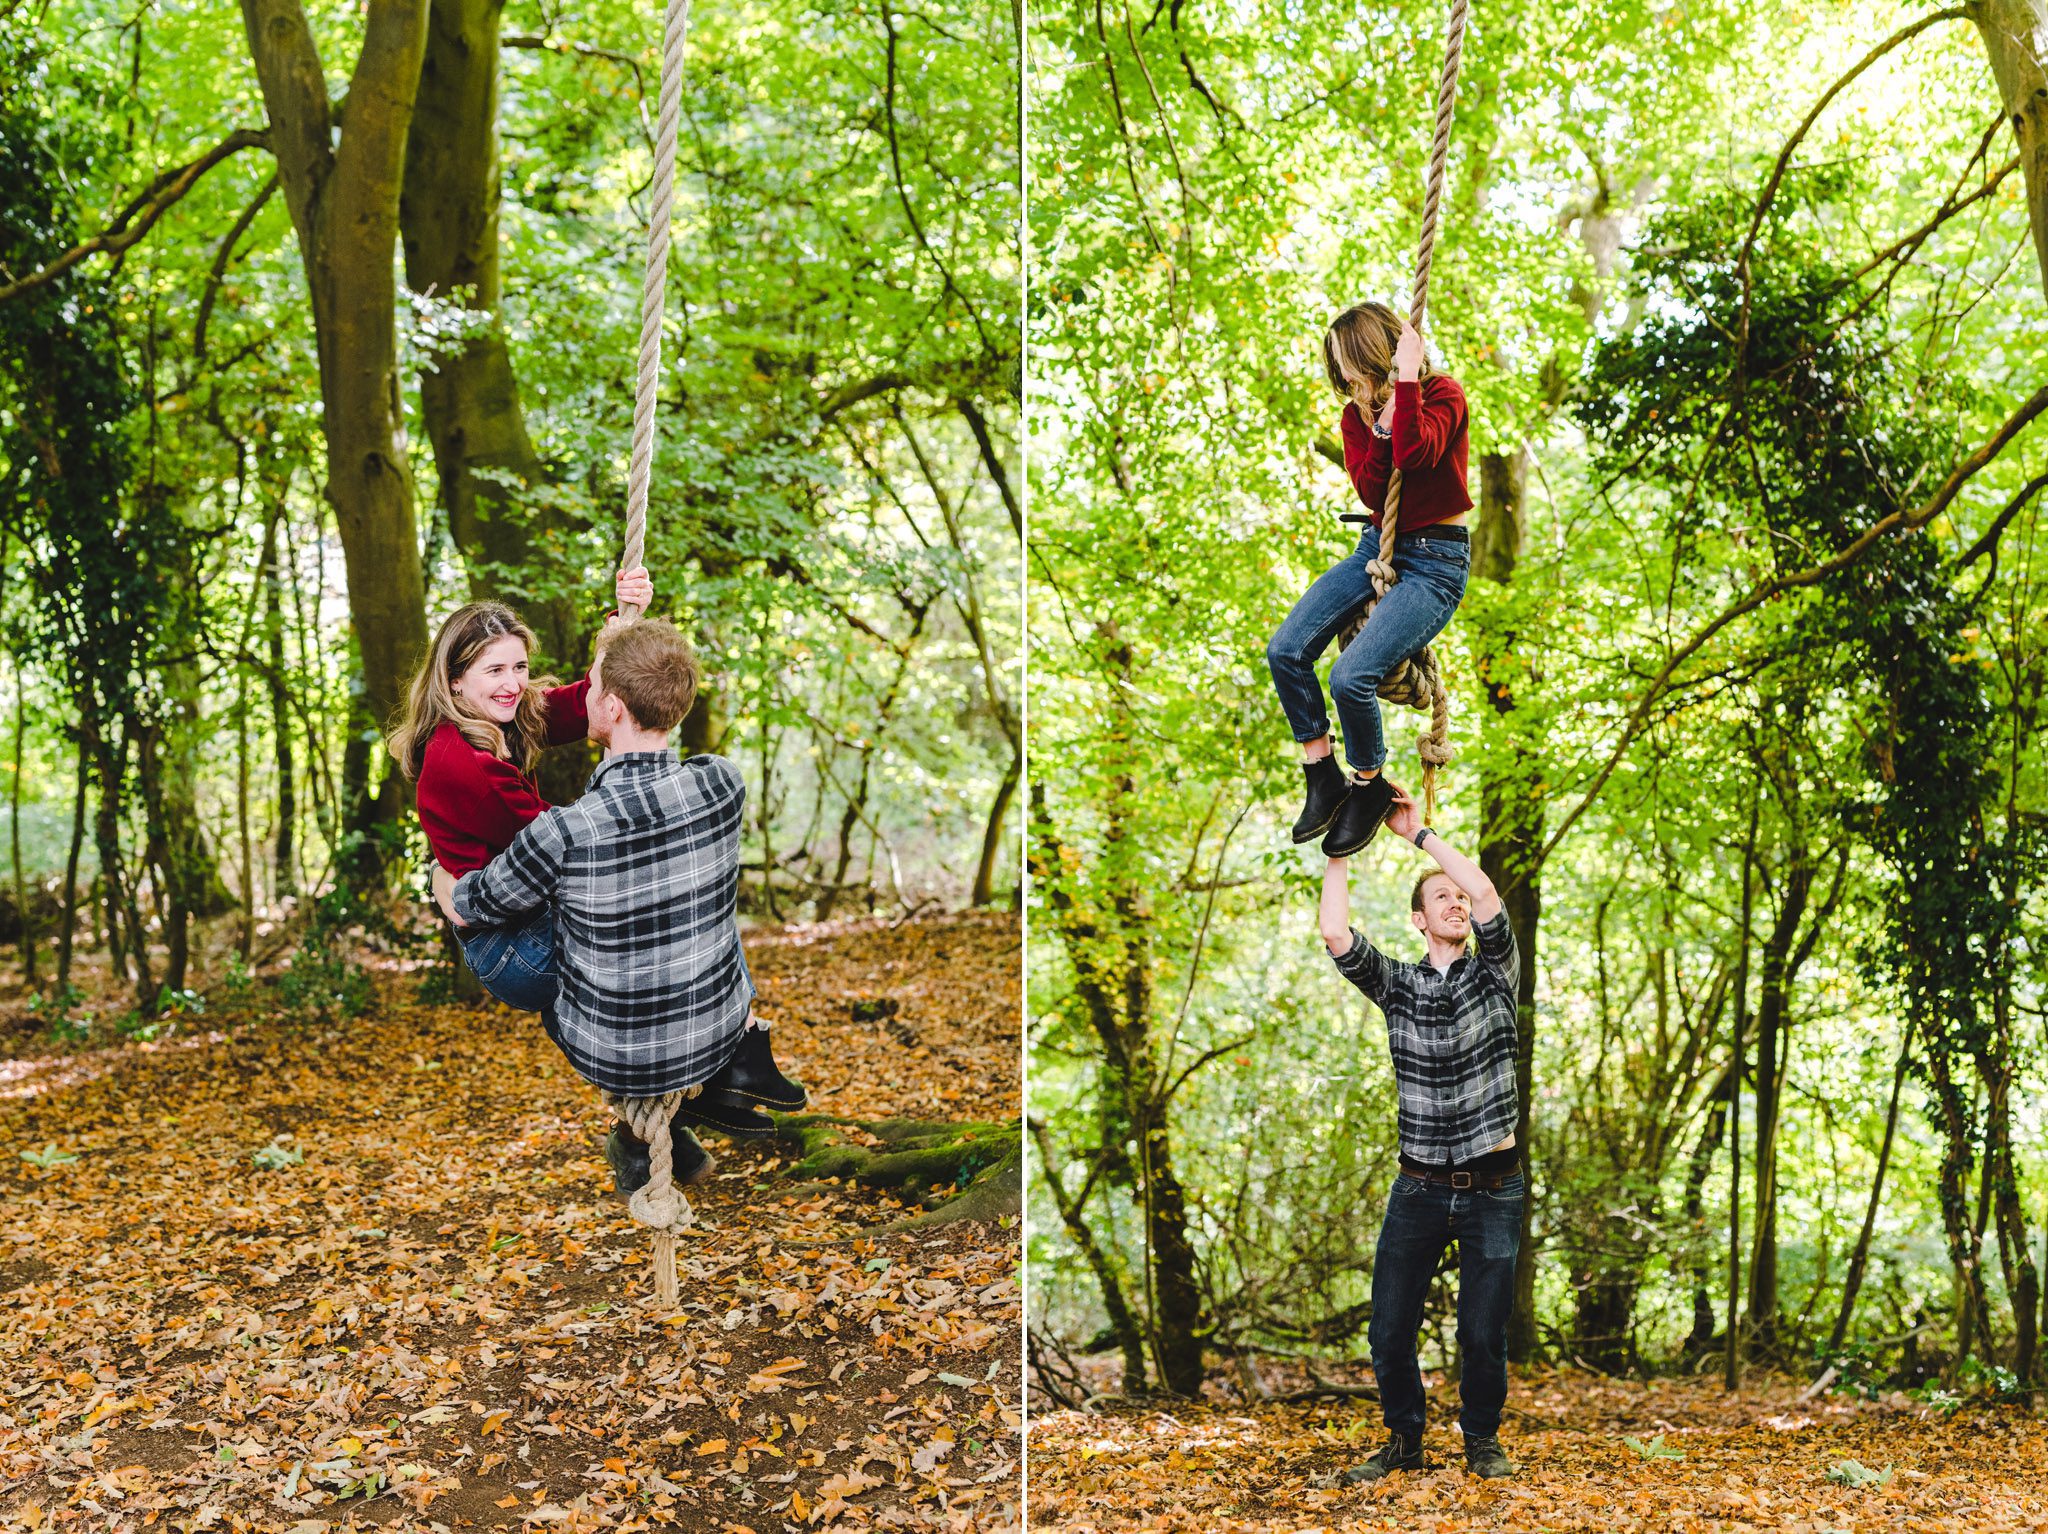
[0,910,1022,1533]
[1029,1366,2048,1531]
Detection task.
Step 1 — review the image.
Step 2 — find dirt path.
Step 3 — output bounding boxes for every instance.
[0,913,1021,1532]
[1028,1370,2048,1531]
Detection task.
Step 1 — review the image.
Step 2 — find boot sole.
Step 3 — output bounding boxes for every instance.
[1340,1461,1424,1484]
[708,1084,809,1111]
[679,1105,781,1140]
[1290,809,1341,845]
[1322,822,1383,858]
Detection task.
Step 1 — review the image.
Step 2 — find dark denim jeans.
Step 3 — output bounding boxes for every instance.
[1368,1170,1524,1440]
[456,905,559,1014]
[1266,525,1469,773]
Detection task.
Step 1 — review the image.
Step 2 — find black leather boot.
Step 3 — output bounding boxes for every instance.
[1463,1433,1514,1479]
[1291,755,1350,844]
[1340,1430,1425,1484]
[1321,772,1396,857]
[705,1022,808,1110]
[604,1119,715,1193]
[675,1095,779,1140]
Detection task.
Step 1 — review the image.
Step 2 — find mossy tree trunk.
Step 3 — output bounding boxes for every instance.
[400,0,583,669]
[240,0,432,867]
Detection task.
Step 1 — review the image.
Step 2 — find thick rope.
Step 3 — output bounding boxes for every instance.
[621,0,692,621]
[602,1085,703,1306]
[1338,0,1469,821]
[600,0,695,1309]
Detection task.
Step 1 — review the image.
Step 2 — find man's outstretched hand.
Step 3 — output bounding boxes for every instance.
[432,865,468,928]
[1385,783,1423,843]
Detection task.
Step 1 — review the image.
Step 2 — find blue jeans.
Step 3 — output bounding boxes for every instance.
[457,905,559,1014]
[1368,1170,1524,1440]
[1266,526,1469,773]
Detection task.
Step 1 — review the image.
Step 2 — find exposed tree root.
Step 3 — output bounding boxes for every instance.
[775,1113,1021,1228]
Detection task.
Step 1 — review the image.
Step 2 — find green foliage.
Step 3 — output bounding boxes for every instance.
[1826,1459,1893,1488]
[1624,1434,1686,1461]
[1028,0,2047,1392]
[251,1140,304,1171]
[18,1142,78,1168]
[277,891,373,1026]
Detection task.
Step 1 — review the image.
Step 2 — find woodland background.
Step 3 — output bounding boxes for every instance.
[0,6,1023,1527]
[0,0,1021,1028]
[1027,0,2048,1410]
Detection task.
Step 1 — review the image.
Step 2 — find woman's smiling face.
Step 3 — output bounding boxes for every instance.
[452,634,531,723]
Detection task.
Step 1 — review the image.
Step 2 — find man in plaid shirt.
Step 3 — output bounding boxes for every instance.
[1319,783,1523,1484]
[437,619,803,1190]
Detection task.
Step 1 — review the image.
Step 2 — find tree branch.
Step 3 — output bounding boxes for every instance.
[1956,469,2048,567]
[1734,7,1972,348]
[816,356,1006,420]
[194,172,280,362]
[0,128,269,304]
[957,394,1022,537]
[1517,382,2048,889]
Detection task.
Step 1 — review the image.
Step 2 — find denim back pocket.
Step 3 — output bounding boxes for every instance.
[459,926,516,985]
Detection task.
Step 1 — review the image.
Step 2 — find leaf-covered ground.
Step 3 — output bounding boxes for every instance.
[0,911,1021,1533]
[1030,1368,2048,1532]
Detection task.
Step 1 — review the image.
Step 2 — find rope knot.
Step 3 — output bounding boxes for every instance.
[628,1183,694,1234]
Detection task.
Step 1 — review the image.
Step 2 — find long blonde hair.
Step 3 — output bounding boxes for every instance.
[1322,301,1430,412]
[389,602,560,782]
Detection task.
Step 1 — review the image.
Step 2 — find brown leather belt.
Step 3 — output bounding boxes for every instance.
[1400,1163,1517,1190]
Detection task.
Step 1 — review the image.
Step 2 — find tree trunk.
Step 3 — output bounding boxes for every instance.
[1970,0,2048,304]
[55,735,85,992]
[1746,851,1812,1356]
[1473,446,1544,1364]
[263,510,297,899]
[972,742,1020,906]
[1926,1042,1993,1373]
[1727,801,1758,1393]
[819,609,927,920]
[1982,1030,2039,1384]
[1682,1071,1731,1355]
[400,0,580,663]
[240,0,431,858]
[1031,1119,1150,1392]
[1828,1031,1912,1355]
[134,720,189,996]
[1030,632,1204,1397]
[1572,1275,1637,1375]
[88,721,153,1009]
[11,676,35,986]
[1139,1101,1206,1395]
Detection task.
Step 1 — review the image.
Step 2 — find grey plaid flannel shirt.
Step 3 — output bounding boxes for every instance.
[1331,910,1520,1164]
[452,750,754,1097]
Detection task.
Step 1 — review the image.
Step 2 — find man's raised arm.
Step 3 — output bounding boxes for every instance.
[1384,785,1502,923]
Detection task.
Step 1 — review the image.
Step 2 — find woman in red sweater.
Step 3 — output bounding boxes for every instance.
[390,571,807,1147]
[390,569,651,1012]
[1266,301,1472,856]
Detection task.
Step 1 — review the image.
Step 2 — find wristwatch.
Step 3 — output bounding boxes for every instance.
[1413,826,1431,849]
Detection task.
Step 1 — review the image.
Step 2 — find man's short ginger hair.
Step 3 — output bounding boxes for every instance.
[1411,869,1456,913]
[596,619,699,731]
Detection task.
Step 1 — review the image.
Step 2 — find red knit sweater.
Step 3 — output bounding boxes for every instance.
[1339,375,1472,530]
[416,678,592,875]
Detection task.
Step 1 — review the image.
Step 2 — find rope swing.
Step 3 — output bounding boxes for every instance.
[602,0,693,1307]
[1336,0,1470,821]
